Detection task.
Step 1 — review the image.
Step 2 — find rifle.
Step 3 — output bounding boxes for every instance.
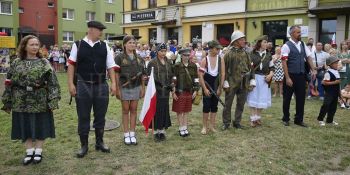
[121,72,143,87]
[204,80,225,107]
[69,40,81,105]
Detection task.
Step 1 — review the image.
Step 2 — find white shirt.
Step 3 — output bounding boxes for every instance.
[206,55,219,76]
[281,38,312,58]
[311,50,329,67]
[68,36,116,69]
[324,68,340,81]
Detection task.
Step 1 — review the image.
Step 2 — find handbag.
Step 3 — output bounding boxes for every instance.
[314,52,325,79]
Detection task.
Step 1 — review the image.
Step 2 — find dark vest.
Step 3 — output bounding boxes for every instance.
[286,41,307,74]
[323,70,340,96]
[76,40,107,83]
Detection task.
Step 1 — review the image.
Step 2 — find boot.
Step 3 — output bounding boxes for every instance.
[76,135,88,158]
[95,128,110,153]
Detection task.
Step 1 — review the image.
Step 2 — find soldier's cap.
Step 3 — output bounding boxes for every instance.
[255,35,268,42]
[157,43,167,51]
[326,56,339,66]
[178,48,191,55]
[87,21,106,30]
[208,40,223,49]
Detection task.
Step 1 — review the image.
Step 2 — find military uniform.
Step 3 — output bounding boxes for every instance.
[2,58,61,141]
[172,61,199,113]
[114,52,145,100]
[222,47,254,127]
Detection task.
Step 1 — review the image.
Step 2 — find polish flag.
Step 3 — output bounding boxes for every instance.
[331,33,336,45]
[139,67,157,133]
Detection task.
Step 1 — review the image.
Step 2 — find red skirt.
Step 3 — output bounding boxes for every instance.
[172,91,193,113]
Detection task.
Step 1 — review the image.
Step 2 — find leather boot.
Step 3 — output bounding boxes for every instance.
[95,128,110,153]
[76,135,88,158]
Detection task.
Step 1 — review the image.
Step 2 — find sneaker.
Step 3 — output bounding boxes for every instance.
[319,121,325,126]
[340,103,345,108]
[307,96,311,100]
[331,121,339,126]
[319,97,324,101]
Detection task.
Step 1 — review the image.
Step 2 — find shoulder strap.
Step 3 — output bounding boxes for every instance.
[314,52,318,67]
[183,63,193,82]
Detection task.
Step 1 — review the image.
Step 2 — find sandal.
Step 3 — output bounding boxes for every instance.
[22,154,34,165]
[33,154,42,164]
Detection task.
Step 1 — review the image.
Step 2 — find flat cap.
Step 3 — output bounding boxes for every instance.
[326,56,339,66]
[178,48,191,55]
[255,35,268,42]
[87,21,106,30]
[208,40,223,49]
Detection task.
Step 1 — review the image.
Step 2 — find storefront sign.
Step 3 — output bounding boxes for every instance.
[131,11,155,21]
[0,36,16,48]
[286,26,309,37]
[275,39,284,46]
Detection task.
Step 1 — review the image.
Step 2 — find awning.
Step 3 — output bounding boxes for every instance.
[18,26,36,34]
[151,19,176,26]
[108,34,142,41]
[309,4,350,14]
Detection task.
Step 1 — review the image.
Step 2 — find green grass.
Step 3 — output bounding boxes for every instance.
[1,73,350,175]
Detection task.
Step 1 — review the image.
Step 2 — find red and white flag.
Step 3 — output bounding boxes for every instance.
[331,33,336,45]
[139,67,157,134]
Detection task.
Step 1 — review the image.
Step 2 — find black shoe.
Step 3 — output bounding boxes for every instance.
[154,133,161,142]
[77,135,89,158]
[32,154,42,164]
[233,123,244,129]
[22,154,34,165]
[221,124,230,131]
[282,121,290,126]
[294,122,308,127]
[95,129,110,153]
[159,133,166,141]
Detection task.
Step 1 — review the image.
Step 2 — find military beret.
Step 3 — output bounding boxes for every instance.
[178,48,191,55]
[326,56,339,66]
[157,43,167,51]
[255,35,268,42]
[87,21,106,30]
[208,40,223,49]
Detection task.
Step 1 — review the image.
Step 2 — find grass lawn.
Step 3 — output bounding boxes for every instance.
[0,73,350,175]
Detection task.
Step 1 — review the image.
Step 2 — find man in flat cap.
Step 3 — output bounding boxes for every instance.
[172,48,200,137]
[222,31,256,130]
[67,21,118,158]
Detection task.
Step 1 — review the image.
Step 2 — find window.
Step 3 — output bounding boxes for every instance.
[132,0,138,10]
[216,24,234,46]
[132,29,139,37]
[18,7,24,13]
[149,28,157,44]
[105,13,115,23]
[86,11,95,21]
[263,20,288,47]
[191,25,202,44]
[48,2,54,7]
[0,28,12,36]
[105,0,114,3]
[48,25,54,30]
[62,9,74,20]
[319,19,337,44]
[63,32,74,42]
[168,0,178,5]
[0,1,12,15]
[149,0,156,8]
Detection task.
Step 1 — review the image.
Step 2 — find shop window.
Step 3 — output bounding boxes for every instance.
[0,28,12,36]
[168,0,178,5]
[149,0,157,8]
[319,19,336,44]
[191,25,202,44]
[263,20,288,47]
[149,28,157,44]
[132,29,139,37]
[216,24,233,46]
[168,27,178,41]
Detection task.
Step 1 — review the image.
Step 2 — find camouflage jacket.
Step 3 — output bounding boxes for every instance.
[224,47,254,90]
[173,62,199,92]
[2,58,61,113]
[114,52,145,88]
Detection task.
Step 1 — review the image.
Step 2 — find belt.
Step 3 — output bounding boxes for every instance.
[14,85,46,92]
[78,80,105,84]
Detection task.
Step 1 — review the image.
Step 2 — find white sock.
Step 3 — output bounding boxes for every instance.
[159,129,166,134]
[250,115,255,122]
[124,132,130,137]
[130,132,136,143]
[129,132,135,137]
[24,148,34,161]
[34,148,42,161]
[256,115,261,120]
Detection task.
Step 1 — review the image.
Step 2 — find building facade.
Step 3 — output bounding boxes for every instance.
[58,0,123,45]
[19,0,58,47]
[308,0,350,46]
[0,0,19,42]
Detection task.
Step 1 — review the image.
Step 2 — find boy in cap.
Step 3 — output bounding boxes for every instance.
[317,56,340,126]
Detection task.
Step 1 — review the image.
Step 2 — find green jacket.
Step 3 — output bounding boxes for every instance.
[250,51,275,75]
[114,52,145,88]
[224,47,254,90]
[173,62,199,92]
[2,58,61,113]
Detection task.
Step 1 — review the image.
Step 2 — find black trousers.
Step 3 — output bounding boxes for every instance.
[317,92,338,123]
[76,81,109,136]
[282,73,306,123]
